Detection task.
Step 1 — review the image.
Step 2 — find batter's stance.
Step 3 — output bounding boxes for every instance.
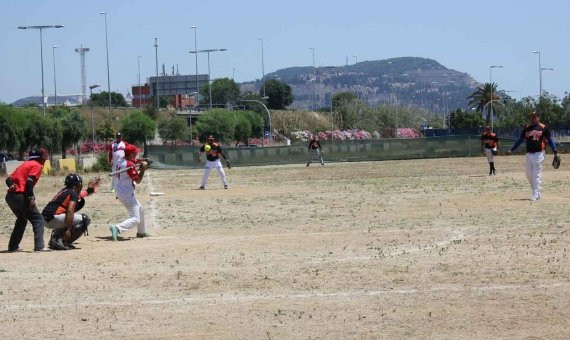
[509,111,557,201]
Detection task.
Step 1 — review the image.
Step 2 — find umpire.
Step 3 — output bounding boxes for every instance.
[4,149,48,252]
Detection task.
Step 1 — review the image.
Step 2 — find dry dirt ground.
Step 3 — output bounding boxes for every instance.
[0,156,569,339]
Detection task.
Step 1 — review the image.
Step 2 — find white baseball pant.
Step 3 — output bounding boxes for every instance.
[525,151,544,198]
[116,194,146,234]
[201,159,228,188]
[307,149,324,165]
[484,148,495,163]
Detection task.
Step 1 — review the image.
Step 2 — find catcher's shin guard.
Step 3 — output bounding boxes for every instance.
[67,214,91,245]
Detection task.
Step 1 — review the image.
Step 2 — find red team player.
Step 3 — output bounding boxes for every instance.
[481,126,499,175]
[109,144,151,240]
[509,111,558,201]
[109,132,128,192]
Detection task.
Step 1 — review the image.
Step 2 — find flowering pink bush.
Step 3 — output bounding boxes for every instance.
[290,128,421,142]
[397,128,421,138]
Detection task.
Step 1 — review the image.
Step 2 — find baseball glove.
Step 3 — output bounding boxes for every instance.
[226,160,232,169]
[552,154,561,169]
[87,176,102,193]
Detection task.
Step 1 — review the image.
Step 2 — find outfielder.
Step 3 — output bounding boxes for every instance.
[509,111,558,201]
[42,174,100,250]
[481,126,499,175]
[109,144,151,240]
[197,135,230,190]
[109,132,127,192]
[306,135,324,166]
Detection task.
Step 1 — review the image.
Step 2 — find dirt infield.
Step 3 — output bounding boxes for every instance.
[1,156,569,339]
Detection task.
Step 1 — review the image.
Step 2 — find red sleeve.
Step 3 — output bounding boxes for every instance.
[126,161,141,181]
[28,163,43,180]
[108,143,113,162]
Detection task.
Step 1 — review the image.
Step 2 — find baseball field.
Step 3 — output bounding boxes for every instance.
[1,156,569,339]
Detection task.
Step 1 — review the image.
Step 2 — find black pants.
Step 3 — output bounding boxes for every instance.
[5,192,45,251]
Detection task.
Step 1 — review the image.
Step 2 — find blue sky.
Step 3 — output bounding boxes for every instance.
[1,0,568,103]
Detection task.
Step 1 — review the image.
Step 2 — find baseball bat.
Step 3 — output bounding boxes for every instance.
[108,159,153,176]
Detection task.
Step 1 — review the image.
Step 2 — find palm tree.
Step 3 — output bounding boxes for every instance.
[467,82,503,125]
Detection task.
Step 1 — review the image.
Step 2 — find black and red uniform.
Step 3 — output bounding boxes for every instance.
[511,123,555,153]
[200,143,225,161]
[481,132,498,149]
[42,188,85,222]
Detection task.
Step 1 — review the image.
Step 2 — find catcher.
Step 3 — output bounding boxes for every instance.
[42,174,101,250]
[197,135,230,189]
[481,126,499,175]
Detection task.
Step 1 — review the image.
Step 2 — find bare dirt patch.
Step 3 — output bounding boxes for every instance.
[1,156,569,339]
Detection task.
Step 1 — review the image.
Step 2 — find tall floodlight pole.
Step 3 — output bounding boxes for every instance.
[74,45,90,104]
[232,67,236,80]
[533,51,542,100]
[489,65,504,131]
[17,24,64,116]
[52,45,58,106]
[100,12,112,111]
[189,48,227,109]
[540,67,554,96]
[353,55,359,97]
[309,47,316,111]
[89,84,101,156]
[191,26,199,104]
[259,37,265,97]
[137,56,142,107]
[154,37,159,107]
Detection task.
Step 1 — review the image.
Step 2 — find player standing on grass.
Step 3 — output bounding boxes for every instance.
[197,135,230,190]
[4,149,48,252]
[109,144,151,240]
[109,132,127,193]
[481,126,499,175]
[306,135,324,166]
[508,111,558,201]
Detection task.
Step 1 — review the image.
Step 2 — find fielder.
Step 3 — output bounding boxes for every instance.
[4,149,48,252]
[481,126,499,175]
[109,144,151,240]
[42,174,100,250]
[197,135,231,190]
[306,135,324,166]
[509,111,558,201]
[109,132,128,192]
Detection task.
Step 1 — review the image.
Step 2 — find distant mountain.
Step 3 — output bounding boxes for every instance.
[241,57,479,113]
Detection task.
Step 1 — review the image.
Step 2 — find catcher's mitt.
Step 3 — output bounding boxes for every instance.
[87,176,102,193]
[226,160,232,169]
[552,154,561,169]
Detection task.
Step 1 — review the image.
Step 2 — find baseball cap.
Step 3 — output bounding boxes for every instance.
[208,135,214,140]
[27,148,48,160]
[530,111,538,117]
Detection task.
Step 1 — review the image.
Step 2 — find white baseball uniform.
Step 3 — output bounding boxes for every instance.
[110,140,126,190]
[114,160,146,234]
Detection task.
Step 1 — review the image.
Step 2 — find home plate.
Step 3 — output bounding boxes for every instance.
[149,192,165,196]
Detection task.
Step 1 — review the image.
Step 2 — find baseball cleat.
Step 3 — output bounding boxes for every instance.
[199,186,205,190]
[49,238,69,251]
[109,225,119,241]
[224,185,228,189]
[34,247,51,252]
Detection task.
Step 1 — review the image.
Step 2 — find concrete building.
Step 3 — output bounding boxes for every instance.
[148,74,209,100]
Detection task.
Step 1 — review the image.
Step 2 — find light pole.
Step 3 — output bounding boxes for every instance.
[137,56,142,107]
[489,65,504,131]
[100,12,112,111]
[309,47,316,111]
[189,48,227,109]
[232,67,236,80]
[17,24,64,116]
[353,55,358,97]
[89,84,101,156]
[154,37,159,107]
[533,51,542,99]
[540,67,554,97]
[241,99,271,146]
[191,26,199,104]
[259,37,265,97]
[52,45,58,106]
[319,66,337,140]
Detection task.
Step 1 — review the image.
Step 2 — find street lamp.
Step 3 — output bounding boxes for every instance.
[259,38,265,97]
[489,65,504,131]
[154,37,159,107]
[100,12,112,111]
[190,26,199,105]
[89,84,101,156]
[137,56,142,107]
[309,47,316,111]
[532,50,542,99]
[353,55,358,97]
[17,24,64,116]
[319,66,338,140]
[540,67,554,96]
[189,48,227,109]
[52,45,58,106]
[241,99,271,146]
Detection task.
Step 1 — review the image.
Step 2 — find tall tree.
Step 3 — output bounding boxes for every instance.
[200,78,241,107]
[157,115,190,145]
[467,83,503,125]
[90,91,128,107]
[120,111,156,151]
[262,79,293,110]
[194,109,235,143]
[59,110,87,159]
